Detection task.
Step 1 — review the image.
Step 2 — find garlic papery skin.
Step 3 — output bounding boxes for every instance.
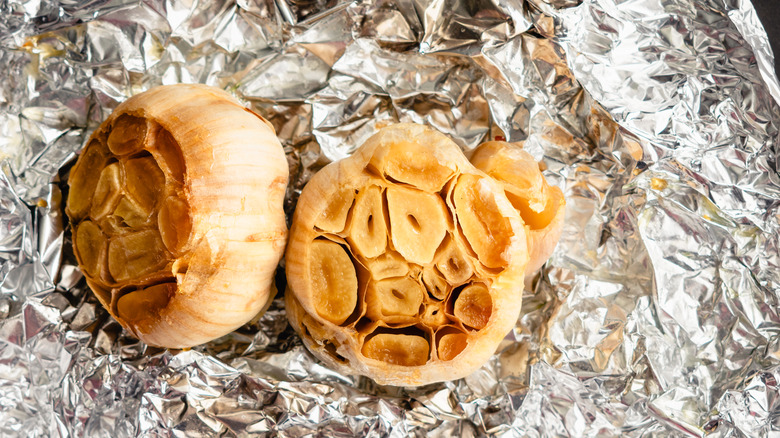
[67,84,288,349]
[285,123,529,386]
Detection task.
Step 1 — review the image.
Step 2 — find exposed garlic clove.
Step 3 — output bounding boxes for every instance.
[437,330,469,361]
[107,229,167,283]
[362,333,430,367]
[453,283,492,330]
[309,239,358,325]
[152,128,185,183]
[422,265,450,301]
[422,301,449,327]
[285,123,529,386]
[470,140,565,274]
[67,84,288,349]
[347,185,387,259]
[368,137,456,192]
[66,139,110,219]
[365,277,423,322]
[386,186,448,265]
[158,195,191,255]
[365,251,408,280]
[435,236,473,285]
[123,156,165,212]
[315,186,355,234]
[113,196,151,229]
[117,283,174,322]
[90,162,124,220]
[452,174,515,269]
[107,114,149,156]
[74,220,107,278]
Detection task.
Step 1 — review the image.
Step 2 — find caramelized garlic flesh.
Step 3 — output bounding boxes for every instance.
[285,123,530,386]
[469,141,566,274]
[67,84,288,348]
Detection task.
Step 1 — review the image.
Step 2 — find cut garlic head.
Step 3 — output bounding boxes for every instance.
[66,84,288,349]
[470,141,565,274]
[285,123,529,386]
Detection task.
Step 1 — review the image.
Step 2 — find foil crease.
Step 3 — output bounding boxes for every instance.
[1,0,780,436]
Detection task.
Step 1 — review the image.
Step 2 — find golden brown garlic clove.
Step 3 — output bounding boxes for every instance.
[362,333,430,367]
[347,185,387,259]
[107,114,148,155]
[67,84,288,348]
[364,277,424,322]
[452,174,515,269]
[453,283,493,330]
[386,186,448,265]
[309,239,358,325]
[89,163,123,220]
[365,251,408,280]
[437,329,469,361]
[285,123,529,386]
[66,140,110,219]
[421,265,450,301]
[470,140,565,274]
[435,236,473,285]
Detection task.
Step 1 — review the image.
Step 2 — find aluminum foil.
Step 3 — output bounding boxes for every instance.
[2,0,780,435]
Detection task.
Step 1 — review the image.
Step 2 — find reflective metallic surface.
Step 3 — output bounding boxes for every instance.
[1,0,779,435]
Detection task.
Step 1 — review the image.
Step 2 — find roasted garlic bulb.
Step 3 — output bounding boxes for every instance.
[66,84,288,349]
[285,123,530,386]
[470,141,565,274]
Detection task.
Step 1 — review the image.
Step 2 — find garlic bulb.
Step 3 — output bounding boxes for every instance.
[285,123,529,386]
[469,141,565,274]
[66,84,288,349]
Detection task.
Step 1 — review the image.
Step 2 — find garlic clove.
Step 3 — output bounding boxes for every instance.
[386,186,448,265]
[421,301,449,327]
[453,283,492,330]
[362,333,430,367]
[66,139,110,219]
[365,276,424,322]
[434,236,473,286]
[315,186,356,234]
[123,156,165,212]
[116,283,174,322]
[113,196,151,229]
[74,220,107,278]
[346,185,387,259]
[365,251,408,280]
[107,229,167,283]
[437,330,469,361]
[421,265,450,301]
[309,239,358,325]
[157,195,191,255]
[470,140,565,274]
[90,162,124,220]
[108,114,149,156]
[368,139,456,192]
[452,174,516,270]
[151,128,185,183]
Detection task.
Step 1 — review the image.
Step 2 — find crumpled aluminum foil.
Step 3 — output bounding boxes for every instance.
[2,0,780,435]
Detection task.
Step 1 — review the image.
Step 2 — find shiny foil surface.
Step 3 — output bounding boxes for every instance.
[1,0,780,435]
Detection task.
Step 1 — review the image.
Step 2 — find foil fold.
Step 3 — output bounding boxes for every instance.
[2,0,780,436]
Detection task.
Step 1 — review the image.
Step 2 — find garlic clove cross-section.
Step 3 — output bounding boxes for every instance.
[470,141,565,274]
[66,84,288,349]
[285,123,529,386]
